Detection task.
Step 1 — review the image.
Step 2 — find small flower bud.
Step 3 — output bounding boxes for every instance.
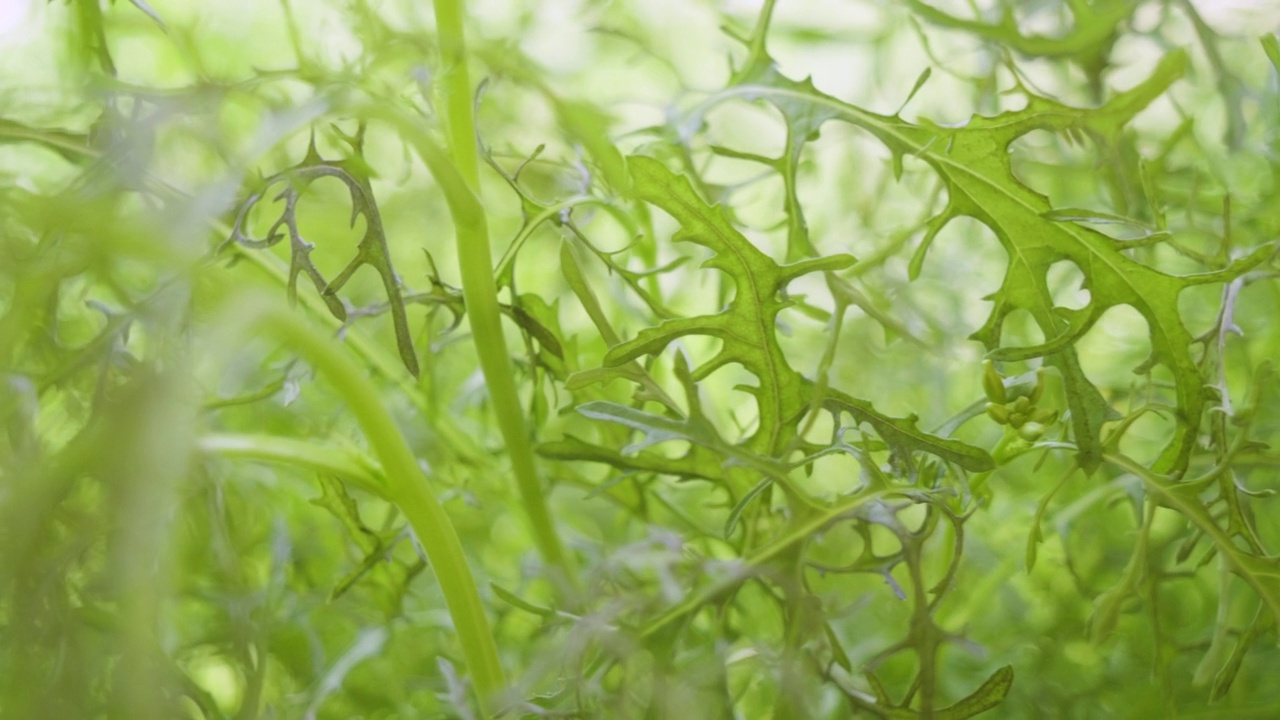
[1031,408,1058,425]
[1019,422,1045,441]
[982,360,1007,403]
[986,402,1010,424]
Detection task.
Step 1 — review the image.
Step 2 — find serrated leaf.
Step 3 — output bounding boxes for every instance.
[572,155,991,479]
[934,665,1014,720]
[723,48,1274,475]
[1209,611,1271,702]
[603,154,840,457]
[905,0,1134,97]
[1109,454,1280,634]
[731,61,842,260]
[868,665,1014,718]
[824,389,994,472]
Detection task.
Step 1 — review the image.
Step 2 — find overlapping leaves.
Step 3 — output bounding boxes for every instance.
[543,155,993,501]
[722,45,1273,475]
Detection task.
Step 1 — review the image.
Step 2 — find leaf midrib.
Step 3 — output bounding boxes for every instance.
[654,179,788,454]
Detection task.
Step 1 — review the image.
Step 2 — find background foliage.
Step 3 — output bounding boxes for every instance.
[2,0,1280,717]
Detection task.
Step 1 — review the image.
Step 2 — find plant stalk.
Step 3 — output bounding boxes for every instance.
[430,0,576,584]
[221,301,507,714]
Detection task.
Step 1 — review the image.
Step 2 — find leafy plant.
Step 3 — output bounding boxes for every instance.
[2,0,1279,718]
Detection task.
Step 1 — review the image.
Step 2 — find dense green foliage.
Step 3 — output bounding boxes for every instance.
[2,0,1279,717]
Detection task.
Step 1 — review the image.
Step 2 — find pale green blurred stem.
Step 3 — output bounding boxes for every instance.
[196,433,385,496]
[967,431,1017,493]
[238,304,506,714]
[429,0,576,583]
[433,0,481,191]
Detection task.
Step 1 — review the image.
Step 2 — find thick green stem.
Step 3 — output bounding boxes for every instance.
[427,0,576,583]
[223,302,506,714]
[433,0,481,190]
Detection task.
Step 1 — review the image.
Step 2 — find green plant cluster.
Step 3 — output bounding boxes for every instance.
[2,0,1279,718]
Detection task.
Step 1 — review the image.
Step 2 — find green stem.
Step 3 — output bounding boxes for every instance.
[1103,451,1280,627]
[968,430,1017,493]
[195,433,385,497]
[225,302,506,714]
[426,0,576,584]
[433,0,481,190]
[639,489,889,640]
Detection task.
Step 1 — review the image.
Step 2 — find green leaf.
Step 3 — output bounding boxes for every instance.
[934,665,1014,720]
[1264,34,1280,75]
[1041,207,1147,225]
[1209,611,1271,702]
[490,583,555,618]
[561,155,991,483]
[227,130,422,377]
[1107,453,1280,635]
[575,400,786,480]
[824,390,994,472]
[718,47,1274,475]
[904,0,1135,96]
